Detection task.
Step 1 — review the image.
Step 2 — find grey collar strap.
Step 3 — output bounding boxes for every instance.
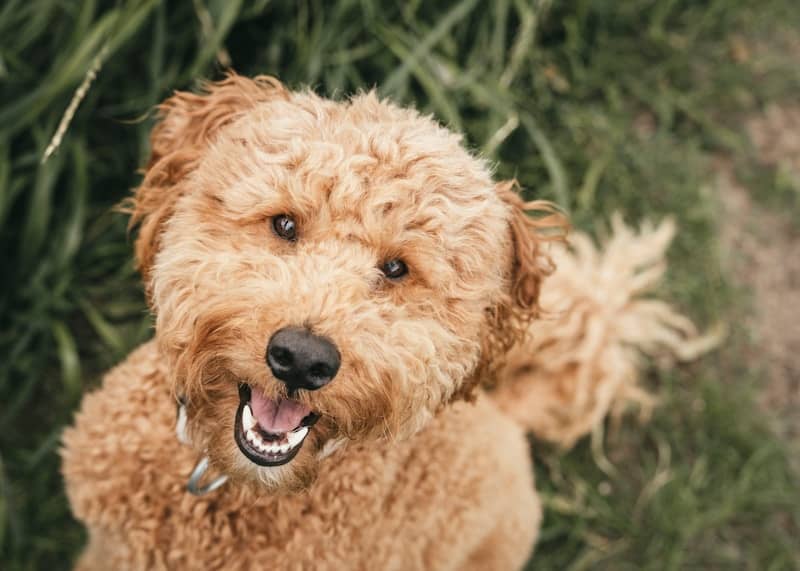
[176,398,229,496]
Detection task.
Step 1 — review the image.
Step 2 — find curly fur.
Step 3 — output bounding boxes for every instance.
[64,73,560,569]
[63,343,540,570]
[62,73,706,570]
[493,215,723,448]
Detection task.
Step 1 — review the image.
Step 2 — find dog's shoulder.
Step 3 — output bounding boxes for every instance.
[405,394,533,484]
[61,341,194,529]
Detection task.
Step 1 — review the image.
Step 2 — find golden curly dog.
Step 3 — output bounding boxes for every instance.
[62,73,710,570]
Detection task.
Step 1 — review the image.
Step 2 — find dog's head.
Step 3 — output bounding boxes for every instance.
[131,73,563,490]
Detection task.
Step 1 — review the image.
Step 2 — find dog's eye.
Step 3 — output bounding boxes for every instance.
[381,259,408,280]
[272,215,297,241]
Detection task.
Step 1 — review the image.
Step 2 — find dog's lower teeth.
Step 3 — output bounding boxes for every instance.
[245,425,309,456]
[246,429,258,445]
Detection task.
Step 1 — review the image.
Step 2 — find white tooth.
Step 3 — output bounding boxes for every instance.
[288,427,309,448]
[249,430,265,451]
[242,404,256,431]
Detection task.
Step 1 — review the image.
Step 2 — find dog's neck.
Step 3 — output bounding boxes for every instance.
[175,397,230,495]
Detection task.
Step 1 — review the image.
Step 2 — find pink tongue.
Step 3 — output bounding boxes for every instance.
[250,386,311,433]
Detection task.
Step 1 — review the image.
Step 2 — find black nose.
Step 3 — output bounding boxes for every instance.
[266,327,341,392]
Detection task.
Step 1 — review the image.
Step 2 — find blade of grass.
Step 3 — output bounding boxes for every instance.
[380,0,479,96]
[20,150,64,267]
[51,321,81,400]
[520,113,570,208]
[377,25,463,129]
[75,298,127,358]
[187,0,243,78]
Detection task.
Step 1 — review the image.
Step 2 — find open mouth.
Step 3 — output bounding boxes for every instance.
[234,383,319,467]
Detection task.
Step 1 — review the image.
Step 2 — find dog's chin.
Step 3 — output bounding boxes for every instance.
[229,451,318,493]
[220,433,323,493]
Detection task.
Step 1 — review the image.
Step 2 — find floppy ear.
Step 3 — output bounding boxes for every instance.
[450,180,566,403]
[128,72,287,293]
[483,180,567,377]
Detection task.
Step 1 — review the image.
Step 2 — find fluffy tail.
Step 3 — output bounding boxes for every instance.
[491,215,722,448]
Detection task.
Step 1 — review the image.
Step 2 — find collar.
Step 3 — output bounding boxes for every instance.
[176,397,229,496]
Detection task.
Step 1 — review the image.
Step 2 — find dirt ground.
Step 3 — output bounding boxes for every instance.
[716,104,800,463]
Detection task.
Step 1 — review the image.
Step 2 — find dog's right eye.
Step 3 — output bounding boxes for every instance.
[381,259,408,280]
[272,215,297,241]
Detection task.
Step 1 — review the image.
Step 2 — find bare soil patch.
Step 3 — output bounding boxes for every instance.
[716,105,800,461]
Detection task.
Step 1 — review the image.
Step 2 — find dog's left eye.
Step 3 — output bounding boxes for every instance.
[381,259,408,280]
[272,215,297,241]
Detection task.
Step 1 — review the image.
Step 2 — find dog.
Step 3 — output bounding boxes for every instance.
[62,73,707,570]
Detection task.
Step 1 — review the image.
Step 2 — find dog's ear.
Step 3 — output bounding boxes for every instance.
[497,180,565,318]
[476,181,567,391]
[129,72,287,293]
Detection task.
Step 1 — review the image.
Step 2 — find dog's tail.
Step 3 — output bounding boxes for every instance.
[491,214,723,448]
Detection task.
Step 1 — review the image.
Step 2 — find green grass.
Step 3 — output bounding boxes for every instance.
[2,1,799,569]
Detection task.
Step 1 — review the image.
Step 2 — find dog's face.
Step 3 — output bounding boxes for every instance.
[132,74,558,490]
